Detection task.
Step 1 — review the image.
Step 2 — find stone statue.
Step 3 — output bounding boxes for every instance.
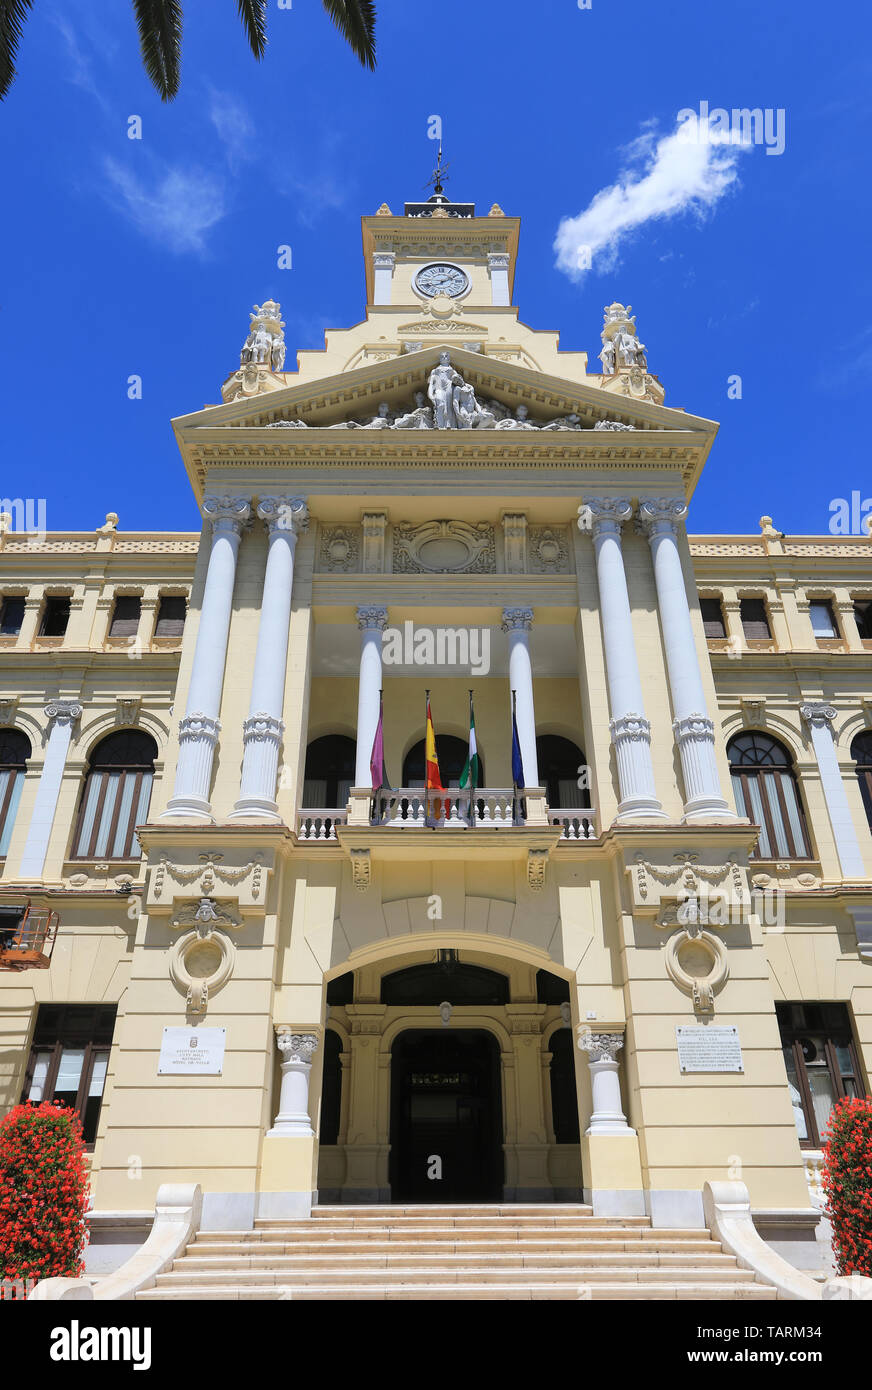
[494,404,537,430]
[599,339,616,374]
[394,391,434,429]
[600,302,648,373]
[270,339,286,372]
[239,300,286,375]
[358,401,395,428]
[428,351,463,428]
[594,419,635,432]
[541,413,582,430]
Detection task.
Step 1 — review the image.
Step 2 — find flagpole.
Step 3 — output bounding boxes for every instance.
[468,688,475,829]
[424,687,431,827]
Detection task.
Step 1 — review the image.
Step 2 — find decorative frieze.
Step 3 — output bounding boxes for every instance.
[394,520,495,574]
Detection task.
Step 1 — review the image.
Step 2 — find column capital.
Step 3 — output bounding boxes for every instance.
[579,498,633,536]
[801,701,838,730]
[357,604,388,632]
[487,251,510,270]
[178,712,221,747]
[275,1027,320,1063]
[372,250,395,268]
[501,606,534,633]
[636,497,689,537]
[577,1029,625,1062]
[44,699,83,727]
[256,496,309,536]
[201,495,251,535]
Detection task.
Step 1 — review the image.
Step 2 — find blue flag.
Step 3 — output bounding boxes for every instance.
[511,706,525,788]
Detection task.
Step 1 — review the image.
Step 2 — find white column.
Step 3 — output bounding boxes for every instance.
[267,1029,319,1136]
[372,251,395,305]
[801,702,866,878]
[637,498,733,820]
[231,497,309,820]
[488,252,510,306]
[501,607,540,787]
[354,606,388,787]
[163,496,250,819]
[577,1031,635,1136]
[19,700,83,879]
[581,499,664,819]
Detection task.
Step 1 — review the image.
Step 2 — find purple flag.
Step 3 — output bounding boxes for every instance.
[370,697,385,790]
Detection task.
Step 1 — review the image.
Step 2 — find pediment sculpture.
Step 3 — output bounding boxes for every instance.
[262,354,637,433]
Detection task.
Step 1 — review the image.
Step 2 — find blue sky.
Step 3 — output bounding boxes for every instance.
[1,0,869,536]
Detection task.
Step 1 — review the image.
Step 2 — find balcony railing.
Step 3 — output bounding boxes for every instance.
[0,901,59,972]
[296,796,598,839]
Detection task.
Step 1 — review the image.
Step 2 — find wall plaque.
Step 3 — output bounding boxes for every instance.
[158,1026,226,1075]
[676,1025,743,1074]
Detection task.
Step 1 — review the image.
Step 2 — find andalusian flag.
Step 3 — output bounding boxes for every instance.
[425,692,443,790]
[459,691,480,791]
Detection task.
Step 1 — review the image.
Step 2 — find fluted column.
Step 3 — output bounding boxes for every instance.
[267,1028,319,1136]
[501,607,540,787]
[800,702,866,879]
[354,606,388,788]
[231,497,309,820]
[637,498,733,819]
[164,496,251,819]
[19,701,83,879]
[577,1031,635,1135]
[580,500,664,818]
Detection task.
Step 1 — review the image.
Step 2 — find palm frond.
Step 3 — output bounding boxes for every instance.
[131,0,183,102]
[236,0,267,59]
[321,0,376,70]
[0,0,35,100]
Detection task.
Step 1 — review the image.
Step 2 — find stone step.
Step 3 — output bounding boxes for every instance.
[184,1237,722,1258]
[154,1264,759,1288]
[249,1216,653,1231]
[309,1204,595,1217]
[137,1280,777,1302]
[173,1250,738,1272]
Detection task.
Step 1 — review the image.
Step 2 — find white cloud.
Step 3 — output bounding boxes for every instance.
[208,88,256,172]
[102,158,227,255]
[554,114,753,282]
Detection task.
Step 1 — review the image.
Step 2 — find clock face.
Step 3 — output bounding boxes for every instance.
[414,263,469,298]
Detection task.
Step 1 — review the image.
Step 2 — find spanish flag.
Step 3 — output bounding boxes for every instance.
[425,692,444,791]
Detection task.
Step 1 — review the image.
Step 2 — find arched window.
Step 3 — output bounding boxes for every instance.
[0,729,31,856]
[549,1028,580,1144]
[402,735,476,788]
[303,735,356,808]
[727,732,810,859]
[536,735,589,809]
[73,730,158,860]
[319,1029,343,1146]
[852,731,872,832]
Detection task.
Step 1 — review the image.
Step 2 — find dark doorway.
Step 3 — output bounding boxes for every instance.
[390,1030,503,1202]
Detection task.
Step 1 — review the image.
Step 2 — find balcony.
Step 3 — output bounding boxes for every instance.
[0,901,59,972]
[296,792,597,841]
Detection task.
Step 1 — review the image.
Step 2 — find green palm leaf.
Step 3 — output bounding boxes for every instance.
[236,0,267,59]
[132,0,183,102]
[321,0,376,69]
[0,0,35,99]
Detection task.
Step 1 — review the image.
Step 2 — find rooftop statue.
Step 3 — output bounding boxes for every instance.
[599,302,648,374]
[240,300,286,374]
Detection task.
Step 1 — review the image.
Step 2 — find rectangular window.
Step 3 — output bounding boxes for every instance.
[22,1004,117,1148]
[776,1002,863,1149]
[809,600,838,638]
[154,596,187,638]
[740,597,771,640]
[700,597,727,639]
[73,768,152,860]
[108,595,141,638]
[0,596,25,635]
[854,599,872,640]
[39,596,71,637]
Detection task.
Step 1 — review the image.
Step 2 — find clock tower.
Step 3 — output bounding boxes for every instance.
[361,166,520,312]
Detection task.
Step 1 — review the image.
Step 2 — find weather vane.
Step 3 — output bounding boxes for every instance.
[424,143,450,196]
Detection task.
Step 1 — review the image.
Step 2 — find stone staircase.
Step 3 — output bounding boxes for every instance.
[135,1204,780,1301]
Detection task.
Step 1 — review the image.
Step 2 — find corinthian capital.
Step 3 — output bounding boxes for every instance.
[257,496,309,536]
[501,606,534,633]
[275,1027,319,1064]
[577,1029,625,1062]
[579,498,633,536]
[357,604,388,632]
[636,497,689,537]
[202,496,251,534]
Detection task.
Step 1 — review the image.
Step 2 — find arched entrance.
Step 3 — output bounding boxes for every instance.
[389,1029,504,1201]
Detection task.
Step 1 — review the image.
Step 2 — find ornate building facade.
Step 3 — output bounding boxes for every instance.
[2,187,871,1288]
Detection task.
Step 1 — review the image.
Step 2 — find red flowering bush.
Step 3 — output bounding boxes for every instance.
[0,1102,89,1294]
[821,1095,872,1277]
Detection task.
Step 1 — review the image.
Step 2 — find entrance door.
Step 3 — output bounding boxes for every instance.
[390,1030,503,1202]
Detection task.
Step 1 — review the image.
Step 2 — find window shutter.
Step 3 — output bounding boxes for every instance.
[154,596,187,637]
[700,598,726,639]
[740,598,771,639]
[109,595,141,638]
[809,601,837,638]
